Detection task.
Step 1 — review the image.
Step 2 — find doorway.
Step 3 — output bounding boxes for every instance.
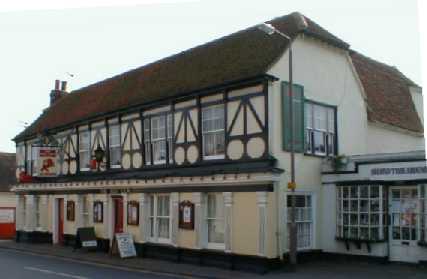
[389,186,420,262]
[57,198,64,244]
[113,197,124,234]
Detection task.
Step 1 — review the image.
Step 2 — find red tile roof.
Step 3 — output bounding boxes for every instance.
[15,12,421,140]
[350,51,423,133]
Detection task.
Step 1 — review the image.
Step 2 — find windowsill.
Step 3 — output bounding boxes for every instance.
[207,242,226,250]
[80,168,90,172]
[110,165,122,169]
[149,238,171,245]
[304,152,334,158]
[203,155,225,160]
[335,236,385,243]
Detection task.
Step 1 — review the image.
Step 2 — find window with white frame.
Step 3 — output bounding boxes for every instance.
[149,194,171,243]
[287,194,313,250]
[202,105,225,159]
[16,144,25,168]
[305,102,336,156]
[79,131,90,170]
[336,185,386,241]
[109,124,121,168]
[144,114,172,165]
[206,193,225,249]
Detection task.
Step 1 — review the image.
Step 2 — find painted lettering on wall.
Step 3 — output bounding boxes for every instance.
[371,166,427,176]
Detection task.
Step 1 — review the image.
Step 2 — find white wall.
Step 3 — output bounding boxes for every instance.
[366,123,425,154]
[267,35,369,252]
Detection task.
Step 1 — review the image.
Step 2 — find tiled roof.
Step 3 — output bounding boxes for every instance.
[350,51,423,133]
[15,12,421,140]
[15,12,348,140]
[0,152,15,192]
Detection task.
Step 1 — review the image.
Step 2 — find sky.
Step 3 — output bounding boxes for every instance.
[0,0,425,152]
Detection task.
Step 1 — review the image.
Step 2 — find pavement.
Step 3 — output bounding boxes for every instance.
[1,240,427,279]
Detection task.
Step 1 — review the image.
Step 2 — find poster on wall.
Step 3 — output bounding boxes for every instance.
[179,201,194,230]
[37,147,58,177]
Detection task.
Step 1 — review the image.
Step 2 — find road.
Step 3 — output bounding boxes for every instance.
[0,249,190,279]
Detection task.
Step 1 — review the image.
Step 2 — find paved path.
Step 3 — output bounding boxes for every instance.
[0,249,190,279]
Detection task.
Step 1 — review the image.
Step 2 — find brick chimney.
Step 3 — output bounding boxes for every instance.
[50,79,68,106]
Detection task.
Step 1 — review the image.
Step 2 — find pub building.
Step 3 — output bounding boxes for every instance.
[11,12,427,271]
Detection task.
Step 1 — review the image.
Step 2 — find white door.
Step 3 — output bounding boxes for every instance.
[389,186,420,262]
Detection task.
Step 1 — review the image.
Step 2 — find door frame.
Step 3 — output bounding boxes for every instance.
[112,196,124,234]
[388,185,420,262]
[52,196,66,244]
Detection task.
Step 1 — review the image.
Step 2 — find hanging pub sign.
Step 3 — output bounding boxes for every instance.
[37,147,58,177]
[179,201,194,230]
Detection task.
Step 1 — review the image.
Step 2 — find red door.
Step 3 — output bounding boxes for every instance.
[58,199,64,244]
[114,198,124,234]
[0,207,16,239]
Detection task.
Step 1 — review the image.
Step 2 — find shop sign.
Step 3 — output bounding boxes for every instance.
[115,233,137,258]
[37,147,58,177]
[76,227,97,249]
[179,201,194,230]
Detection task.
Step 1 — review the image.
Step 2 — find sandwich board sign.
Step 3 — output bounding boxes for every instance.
[114,233,137,258]
[75,227,97,250]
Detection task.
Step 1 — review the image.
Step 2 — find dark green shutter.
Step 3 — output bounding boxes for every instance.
[281,81,305,152]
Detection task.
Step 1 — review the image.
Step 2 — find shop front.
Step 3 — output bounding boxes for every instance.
[322,151,427,263]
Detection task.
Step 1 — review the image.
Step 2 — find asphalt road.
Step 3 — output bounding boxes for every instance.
[0,249,190,279]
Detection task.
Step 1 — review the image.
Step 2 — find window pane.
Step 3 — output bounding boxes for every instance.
[158,218,170,239]
[305,103,312,129]
[313,131,326,154]
[109,125,121,166]
[202,105,225,158]
[208,219,225,243]
[314,105,327,130]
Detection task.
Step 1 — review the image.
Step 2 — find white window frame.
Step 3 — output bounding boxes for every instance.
[305,102,336,157]
[109,124,121,168]
[202,105,225,160]
[79,130,91,171]
[286,192,315,250]
[149,194,172,244]
[144,114,172,165]
[206,193,226,250]
[337,185,385,241]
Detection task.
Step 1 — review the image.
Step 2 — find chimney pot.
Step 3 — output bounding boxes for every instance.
[54,79,60,90]
[61,81,67,91]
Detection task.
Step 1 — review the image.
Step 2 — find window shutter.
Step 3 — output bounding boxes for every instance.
[281,81,305,152]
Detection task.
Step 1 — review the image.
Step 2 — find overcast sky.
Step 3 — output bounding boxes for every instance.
[0,0,425,152]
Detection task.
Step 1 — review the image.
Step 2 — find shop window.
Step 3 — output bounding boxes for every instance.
[287,194,313,250]
[305,102,336,156]
[144,114,172,165]
[79,131,90,171]
[127,201,139,226]
[336,185,386,241]
[202,105,225,159]
[206,193,225,249]
[149,194,171,243]
[66,201,75,221]
[391,187,421,242]
[93,201,103,223]
[109,124,121,168]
